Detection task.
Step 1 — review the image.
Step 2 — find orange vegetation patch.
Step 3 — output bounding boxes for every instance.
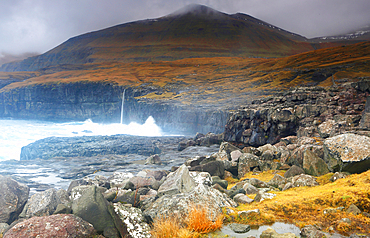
[151,204,223,238]
[226,170,370,236]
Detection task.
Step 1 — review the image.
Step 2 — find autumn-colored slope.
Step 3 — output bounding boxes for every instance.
[1,42,369,107]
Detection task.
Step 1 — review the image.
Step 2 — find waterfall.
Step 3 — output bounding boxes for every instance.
[120,89,126,124]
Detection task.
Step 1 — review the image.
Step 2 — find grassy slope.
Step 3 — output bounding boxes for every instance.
[1,42,369,108]
[226,170,370,236]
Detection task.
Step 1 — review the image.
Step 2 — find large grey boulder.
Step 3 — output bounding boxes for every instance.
[3,214,97,238]
[324,133,370,173]
[114,203,151,238]
[0,175,29,224]
[303,149,330,176]
[20,188,61,218]
[238,153,259,179]
[144,171,236,221]
[157,164,196,196]
[70,185,122,237]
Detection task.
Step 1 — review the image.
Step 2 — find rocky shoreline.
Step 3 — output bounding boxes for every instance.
[1,83,370,237]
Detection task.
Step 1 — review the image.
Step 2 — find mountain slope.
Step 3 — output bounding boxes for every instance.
[1,4,322,72]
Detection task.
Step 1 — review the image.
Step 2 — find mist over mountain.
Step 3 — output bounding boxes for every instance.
[2,4,361,72]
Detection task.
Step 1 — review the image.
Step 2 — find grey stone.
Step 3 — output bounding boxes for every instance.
[229,223,251,233]
[158,164,196,196]
[268,174,287,189]
[145,154,162,165]
[284,165,305,178]
[260,228,296,238]
[0,175,29,224]
[20,188,61,219]
[233,194,253,204]
[303,149,330,176]
[346,204,361,215]
[324,133,370,173]
[70,185,119,235]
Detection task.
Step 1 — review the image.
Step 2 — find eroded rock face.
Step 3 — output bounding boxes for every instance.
[20,188,61,219]
[324,133,370,173]
[0,175,29,224]
[144,171,236,221]
[3,214,97,238]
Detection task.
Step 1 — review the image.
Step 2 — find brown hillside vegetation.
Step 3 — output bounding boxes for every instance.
[1,42,369,108]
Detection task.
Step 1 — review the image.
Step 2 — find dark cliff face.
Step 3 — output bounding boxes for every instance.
[0,82,227,135]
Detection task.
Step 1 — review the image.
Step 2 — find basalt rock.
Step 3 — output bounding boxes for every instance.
[3,214,98,238]
[0,175,29,224]
[324,133,370,173]
[20,134,182,160]
[224,85,368,147]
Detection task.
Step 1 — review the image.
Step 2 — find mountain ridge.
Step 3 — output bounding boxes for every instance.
[0,4,344,72]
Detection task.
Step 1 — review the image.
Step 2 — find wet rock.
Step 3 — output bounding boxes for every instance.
[20,134,165,160]
[300,225,331,238]
[229,223,251,233]
[0,175,29,224]
[3,214,97,238]
[284,165,305,178]
[114,203,151,238]
[70,185,119,235]
[20,188,61,218]
[178,139,196,151]
[157,164,196,196]
[260,227,296,238]
[324,133,370,173]
[233,194,253,204]
[303,149,330,176]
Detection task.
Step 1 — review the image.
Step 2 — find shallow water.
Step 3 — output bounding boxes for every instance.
[210,222,301,237]
[0,117,162,161]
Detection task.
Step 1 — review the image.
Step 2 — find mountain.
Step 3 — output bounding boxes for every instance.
[311,25,370,43]
[0,4,331,72]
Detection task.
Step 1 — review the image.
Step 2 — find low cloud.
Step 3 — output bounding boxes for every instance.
[0,0,369,59]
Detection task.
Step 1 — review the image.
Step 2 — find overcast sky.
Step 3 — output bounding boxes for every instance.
[1,0,370,63]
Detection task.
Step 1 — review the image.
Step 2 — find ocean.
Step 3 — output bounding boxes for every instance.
[0,116,163,161]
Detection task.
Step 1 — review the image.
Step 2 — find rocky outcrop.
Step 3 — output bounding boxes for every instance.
[20,135,184,160]
[224,84,367,147]
[324,133,370,173]
[20,188,61,218]
[0,175,29,224]
[3,214,98,238]
[0,82,228,134]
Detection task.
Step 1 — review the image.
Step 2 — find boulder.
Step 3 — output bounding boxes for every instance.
[0,175,29,224]
[211,176,228,189]
[268,174,287,189]
[330,172,348,182]
[243,183,259,195]
[303,149,330,176]
[114,203,151,238]
[291,174,319,188]
[157,164,196,196]
[228,223,251,233]
[238,153,259,179]
[145,154,162,165]
[3,214,97,238]
[300,225,331,238]
[318,119,336,138]
[70,185,120,236]
[284,165,305,178]
[248,178,270,188]
[238,209,260,219]
[230,150,243,162]
[20,188,61,218]
[260,227,296,238]
[324,133,370,173]
[144,171,236,221]
[253,191,276,202]
[108,172,134,188]
[233,194,253,204]
[0,223,9,236]
[189,160,225,178]
[219,142,242,159]
[346,204,362,215]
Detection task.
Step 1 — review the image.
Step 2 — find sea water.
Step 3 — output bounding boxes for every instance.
[0,116,162,161]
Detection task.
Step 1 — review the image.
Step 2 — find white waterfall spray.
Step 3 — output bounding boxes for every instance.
[120,89,126,124]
